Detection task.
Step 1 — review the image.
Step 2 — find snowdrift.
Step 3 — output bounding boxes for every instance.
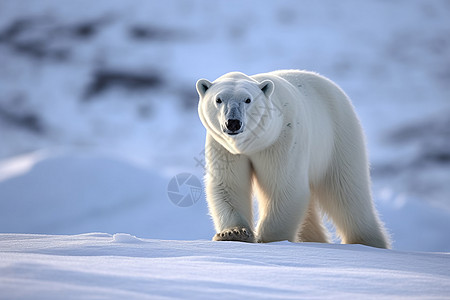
[1,233,449,299]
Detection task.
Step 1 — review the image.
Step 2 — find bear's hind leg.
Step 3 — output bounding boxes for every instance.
[298,197,330,243]
[318,154,391,249]
[255,180,310,243]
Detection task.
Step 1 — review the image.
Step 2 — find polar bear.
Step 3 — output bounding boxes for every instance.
[196,70,390,249]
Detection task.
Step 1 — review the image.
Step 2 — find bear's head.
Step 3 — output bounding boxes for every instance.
[196,72,283,155]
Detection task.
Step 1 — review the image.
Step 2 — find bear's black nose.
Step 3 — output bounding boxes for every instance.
[226,119,242,132]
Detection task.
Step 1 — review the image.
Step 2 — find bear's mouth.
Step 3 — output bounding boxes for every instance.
[223,129,243,136]
[222,127,244,136]
[223,119,244,136]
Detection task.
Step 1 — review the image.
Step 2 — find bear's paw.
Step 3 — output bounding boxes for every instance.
[212,227,255,243]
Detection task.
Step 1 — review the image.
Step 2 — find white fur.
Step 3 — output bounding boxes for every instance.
[197,70,391,248]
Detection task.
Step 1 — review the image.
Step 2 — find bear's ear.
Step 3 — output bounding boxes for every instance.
[259,80,274,98]
[196,79,213,98]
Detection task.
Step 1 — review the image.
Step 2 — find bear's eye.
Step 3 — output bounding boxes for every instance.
[216,98,222,104]
[245,98,251,104]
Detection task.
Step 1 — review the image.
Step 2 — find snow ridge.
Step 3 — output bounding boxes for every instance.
[1,234,449,299]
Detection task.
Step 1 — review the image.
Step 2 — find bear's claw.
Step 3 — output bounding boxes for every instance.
[213,227,255,243]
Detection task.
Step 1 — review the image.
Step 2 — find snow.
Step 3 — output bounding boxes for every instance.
[1,0,450,298]
[0,151,212,240]
[1,234,449,299]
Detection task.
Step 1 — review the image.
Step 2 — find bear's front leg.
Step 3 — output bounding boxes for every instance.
[204,136,254,243]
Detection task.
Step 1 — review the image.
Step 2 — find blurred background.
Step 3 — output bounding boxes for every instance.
[0,0,449,252]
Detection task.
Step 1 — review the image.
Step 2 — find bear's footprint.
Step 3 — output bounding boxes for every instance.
[213,227,255,243]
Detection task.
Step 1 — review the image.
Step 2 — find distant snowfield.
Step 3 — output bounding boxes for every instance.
[1,233,449,299]
[0,151,449,252]
[0,0,449,207]
[0,151,212,241]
